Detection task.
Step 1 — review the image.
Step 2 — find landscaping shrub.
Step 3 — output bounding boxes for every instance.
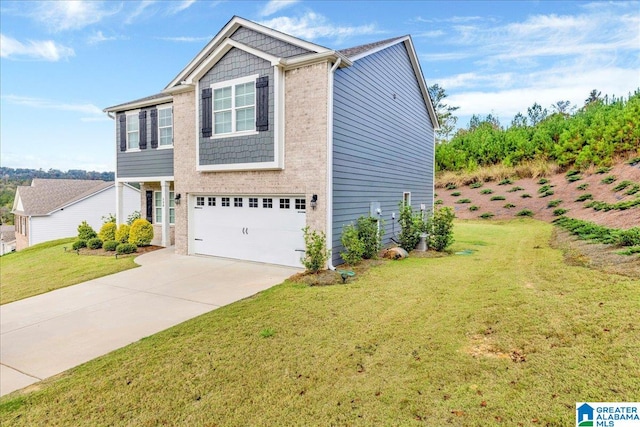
[521,193,532,198]
[435,199,443,205]
[625,184,640,195]
[516,209,534,217]
[507,186,524,192]
[116,243,138,255]
[72,239,87,250]
[301,227,329,272]
[397,203,423,251]
[356,216,383,259]
[457,198,472,204]
[553,208,568,216]
[426,206,455,252]
[553,217,620,245]
[547,199,562,208]
[102,213,116,224]
[567,174,583,182]
[565,169,581,177]
[127,210,141,226]
[627,156,640,166]
[585,199,640,211]
[469,205,479,211]
[479,212,494,219]
[538,184,553,194]
[469,182,483,189]
[537,178,549,185]
[129,219,154,247]
[504,203,516,209]
[340,224,365,265]
[576,183,589,190]
[539,190,554,198]
[595,166,612,174]
[98,222,117,242]
[103,240,119,252]
[115,224,130,244]
[480,189,494,195]
[618,227,640,247]
[87,238,103,250]
[601,175,617,184]
[498,178,514,185]
[576,194,593,202]
[445,183,457,190]
[490,195,506,201]
[451,191,461,197]
[77,221,97,241]
[612,180,633,191]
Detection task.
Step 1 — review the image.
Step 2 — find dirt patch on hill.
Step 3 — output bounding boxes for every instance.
[437,162,640,229]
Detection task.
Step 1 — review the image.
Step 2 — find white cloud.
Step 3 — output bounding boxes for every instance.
[87,31,120,45]
[158,35,213,43]
[260,0,299,17]
[259,12,379,42]
[0,34,75,61]
[3,95,104,117]
[167,0,197,15]
[125,0,157,24]
[34,1,120,32]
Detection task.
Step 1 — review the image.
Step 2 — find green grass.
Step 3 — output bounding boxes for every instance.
[0,238,138,304]
[1,221,639,426]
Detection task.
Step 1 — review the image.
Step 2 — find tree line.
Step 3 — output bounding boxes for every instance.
[430,88,640,172]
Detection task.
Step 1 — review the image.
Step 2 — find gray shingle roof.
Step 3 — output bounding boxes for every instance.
[104,92,171,113]
[339,36,407,59]
[13,179,113,216]
[0,225,15,242]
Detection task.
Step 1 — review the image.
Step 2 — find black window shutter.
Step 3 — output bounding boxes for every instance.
[146,191,153,223]
[138,111,147,149]
[255,76,269,131]
[150,108,158,149]
[119,114,127,151]
[201,88,212,137]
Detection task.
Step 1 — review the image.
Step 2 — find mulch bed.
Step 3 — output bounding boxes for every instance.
[69,245,164,258]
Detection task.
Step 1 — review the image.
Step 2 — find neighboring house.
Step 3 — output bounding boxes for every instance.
[0,225,16,255]
[104,16,438,268]
[12,179,140,251]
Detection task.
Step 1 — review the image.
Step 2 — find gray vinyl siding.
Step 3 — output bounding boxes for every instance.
[332,42,435,265]
[198,48,274,165]
[116,110,174,178]
[230,27,310,58]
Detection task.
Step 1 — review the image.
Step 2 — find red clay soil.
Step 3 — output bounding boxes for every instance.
[437,162,640,229]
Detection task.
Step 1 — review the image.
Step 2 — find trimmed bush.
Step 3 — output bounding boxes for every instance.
[479,212,494,219]
[103,240,119,251]
[87,237,103,249]
[539,190,554,198]
[490,195,506,201]
[601,175,617,184]
[470,182,483,189]
[498,178,514,185]
[507,186,524,192]
[451,191,461,197]
[576,183,589,191]
[77,221,97,241]
[576,193,593,202]
[129,218,154,247]
[426,206,455,252]
[435,199,443,205]
[537,178,549,185]
[115,224,131,244]
[469,205,479,211]
[480,189,494,195]
[516,209,534,217]
[457,198,472,204]
[595,166,612,174]
[618,228,640,246]
[521,193,532,198]
[445,183,457,190]
[397,203,423,252]
[98,222,117,242]
[567,174,583,182]
[356,216,382,259]
[340,224,365,265]
[116,243,138,255]
[503,203,516,209]
[553,208,568,216]
[72,239,87,250]
[547,199,562,208]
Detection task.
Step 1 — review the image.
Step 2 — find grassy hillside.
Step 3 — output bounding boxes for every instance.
[2,220,638,426]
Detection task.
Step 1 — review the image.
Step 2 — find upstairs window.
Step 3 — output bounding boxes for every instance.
[126,114,139,149]
[158,106,173,146]
[212,76,256,136]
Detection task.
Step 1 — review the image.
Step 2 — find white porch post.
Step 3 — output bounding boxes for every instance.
[161,180,170,247]
[115,182,124,225]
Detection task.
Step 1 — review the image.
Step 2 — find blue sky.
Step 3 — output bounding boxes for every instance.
[1,0,638,172]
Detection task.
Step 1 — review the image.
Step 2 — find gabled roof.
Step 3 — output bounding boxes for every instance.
[338,36,407,60]
[0,225,15,242]
[104,93,171,114]
[12,179,113,217]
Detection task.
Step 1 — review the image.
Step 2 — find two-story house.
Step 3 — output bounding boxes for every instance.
[104,16,438,268]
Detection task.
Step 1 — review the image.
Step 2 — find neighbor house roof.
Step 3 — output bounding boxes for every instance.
[12,179,113,217]
[0,225,15,242]
[338,36,407,60]
[104,93,172,113]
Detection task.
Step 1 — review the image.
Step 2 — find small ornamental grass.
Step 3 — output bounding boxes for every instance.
[457,198,472,204]
[521,193,532,198]
[498,178,514,185]
[576,183,589,191]
[451,191,461,197]
[595,166,612,174]
[537,177,549,185]
[469,181,483,189]
[490,195,506,201]
[480,189,494,195]
[553,208,568,216]
[469,205,479,211]
[503,203,516,209]
[547,199,562,208]
[600,175,617,184]
[575,193,594,202]
[507,186,524,193]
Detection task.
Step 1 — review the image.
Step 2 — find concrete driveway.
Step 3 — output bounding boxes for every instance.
[0,248,300,396]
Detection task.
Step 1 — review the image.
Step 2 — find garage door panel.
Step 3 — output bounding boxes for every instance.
[193,196,305,268]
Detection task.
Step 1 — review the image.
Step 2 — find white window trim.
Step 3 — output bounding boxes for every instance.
[125,110,141,152]
[210,74,259,139]
[157,104,174,148]
[154,190,175,225]
[403,192,412,207]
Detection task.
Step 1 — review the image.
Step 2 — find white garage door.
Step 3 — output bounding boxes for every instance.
[193,196,306,268]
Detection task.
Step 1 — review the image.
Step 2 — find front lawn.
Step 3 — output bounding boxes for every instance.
[0,238,138,305]
[1,220,638,425]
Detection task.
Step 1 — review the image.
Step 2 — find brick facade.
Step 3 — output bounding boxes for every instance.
[173,61,330,255]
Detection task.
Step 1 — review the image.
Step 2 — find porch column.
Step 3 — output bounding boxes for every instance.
[115,182,124,225]
[161,180,170,247]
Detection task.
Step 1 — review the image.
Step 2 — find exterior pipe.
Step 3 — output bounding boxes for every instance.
[326,57,341,270]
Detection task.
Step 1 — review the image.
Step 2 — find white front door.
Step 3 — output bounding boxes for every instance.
[193,196,306,267]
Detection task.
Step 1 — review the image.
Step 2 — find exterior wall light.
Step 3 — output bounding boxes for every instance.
[174,193,181,205]
[310,194,318,210]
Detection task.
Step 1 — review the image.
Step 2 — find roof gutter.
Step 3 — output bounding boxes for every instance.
[280,51,351,71]
[326,57,342,271]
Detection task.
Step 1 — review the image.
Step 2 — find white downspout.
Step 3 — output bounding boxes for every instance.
[326,58,341,270]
